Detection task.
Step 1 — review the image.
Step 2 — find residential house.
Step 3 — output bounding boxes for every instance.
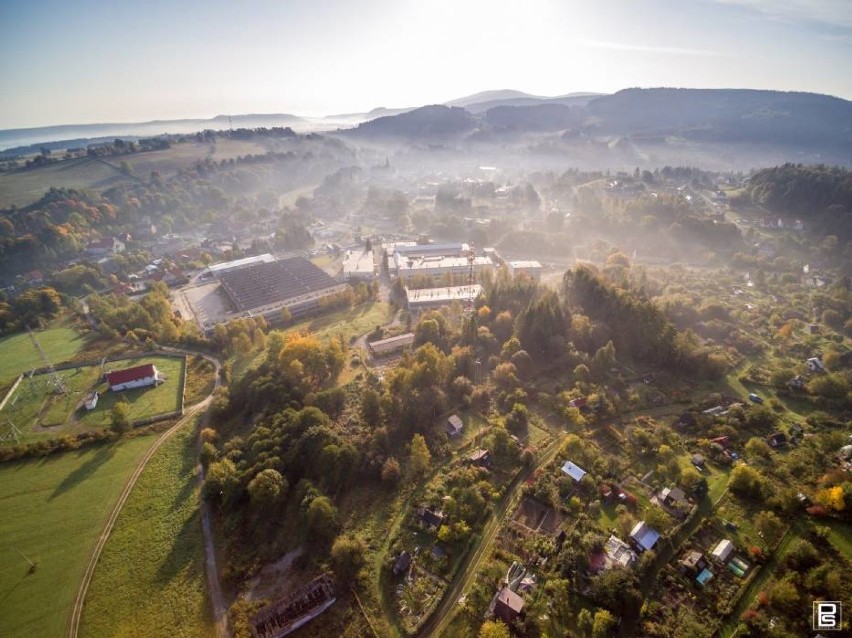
[806,357,826,373]
[467,449,491,468]
[691,453,706,468]
[568,397,588,410]
[711,539,734,563]
[604,535,637,568]
[629,521,661,552]
[679,550,706,576]
[696,568,714,587]
[560,461,587,483]
[420,508,445,530]
[393,551,411,576]
[86,236,126,256]
[766,432,787,448]
[787,375,807,390]
[659,486,688,508]
[446,414,464,438]
[494,587,525,625]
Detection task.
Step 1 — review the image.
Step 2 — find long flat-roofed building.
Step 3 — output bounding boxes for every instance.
[207,253,277,276]
[368,333,415,357]
[406,284,483,311]
[507,260,542,281]
[394,242,468,259]
[395,254,494,283]
[218,256,346,321]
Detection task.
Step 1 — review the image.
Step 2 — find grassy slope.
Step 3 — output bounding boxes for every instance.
[230,301,393,380]
[0,158,135,208]
[283,301,392,344]
[80,422,212,638]
[0,325,86,388]
[0,435,157,638]
[0,139,270,209]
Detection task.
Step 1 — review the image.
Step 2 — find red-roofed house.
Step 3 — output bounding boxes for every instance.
[87,236,126,256]
[106,363,161,391]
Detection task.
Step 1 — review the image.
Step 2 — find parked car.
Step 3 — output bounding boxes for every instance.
[748,393,764,404]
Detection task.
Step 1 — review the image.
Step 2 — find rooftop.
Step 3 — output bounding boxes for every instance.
[342,249,375,275]
[396,255,492,273]
[406,285,483,306]
[208,253,276,274]
[630,521,661,551]
[106,363,157,386]
[219,257,340,312]
[560,461,587,482]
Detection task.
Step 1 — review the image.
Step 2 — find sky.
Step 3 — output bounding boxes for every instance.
[1,0,850,129]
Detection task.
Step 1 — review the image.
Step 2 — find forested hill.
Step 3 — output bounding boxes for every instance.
[746,164,851,214]
[742,164,852,239]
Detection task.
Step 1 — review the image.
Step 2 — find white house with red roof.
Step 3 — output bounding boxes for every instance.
[106,363,161,392]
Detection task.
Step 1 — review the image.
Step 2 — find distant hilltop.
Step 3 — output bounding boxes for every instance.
[2,87,850,155]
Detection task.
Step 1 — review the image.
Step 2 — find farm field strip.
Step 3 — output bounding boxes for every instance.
[0,435,158,638]
[79,418,213,638]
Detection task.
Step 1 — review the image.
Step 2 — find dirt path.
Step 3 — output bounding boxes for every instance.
[415,432,565,638]
[68,349,224,638]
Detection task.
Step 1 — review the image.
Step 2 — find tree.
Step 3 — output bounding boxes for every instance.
[360,388,382,425]
[331,534,366,579]
[307,495,338,541]
[110,401,131,433]
[592,609,616,638]
[769,577,799,614]
[479,620,511,638]
[203,458,240,505]
[280,307,292,325]
[815,485,845,512]
[578,608,594,635]
[381,457,401,485]
[745,437,772,461]
[247,469,286,507]
[410,434,431,475]
[754,510,784,545]
[729,464,766,499]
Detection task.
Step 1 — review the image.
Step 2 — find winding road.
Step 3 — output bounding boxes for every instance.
[67,349,227,638]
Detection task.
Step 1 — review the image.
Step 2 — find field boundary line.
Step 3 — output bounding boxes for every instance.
[68,350,221,638]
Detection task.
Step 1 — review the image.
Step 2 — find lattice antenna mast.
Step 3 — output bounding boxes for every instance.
[26,326,67,394]
[464,245,476,316]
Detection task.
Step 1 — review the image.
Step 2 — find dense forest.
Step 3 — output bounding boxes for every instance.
[740,164,852,240]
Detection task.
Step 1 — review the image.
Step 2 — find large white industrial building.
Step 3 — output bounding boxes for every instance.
[406,284,483,311]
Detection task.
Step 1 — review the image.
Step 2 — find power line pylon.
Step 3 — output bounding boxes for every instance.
[26,326,67,394]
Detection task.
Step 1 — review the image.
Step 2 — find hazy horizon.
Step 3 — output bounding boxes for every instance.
[2,0,851,130]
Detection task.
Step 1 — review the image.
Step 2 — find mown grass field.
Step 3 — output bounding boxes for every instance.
[80,421,213,638]
[0,139,270,208]
[0,435,157,638]
[115,138,269,178]
[0,158,136,208]
[0,324,86,388]
[77,356,185,429]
